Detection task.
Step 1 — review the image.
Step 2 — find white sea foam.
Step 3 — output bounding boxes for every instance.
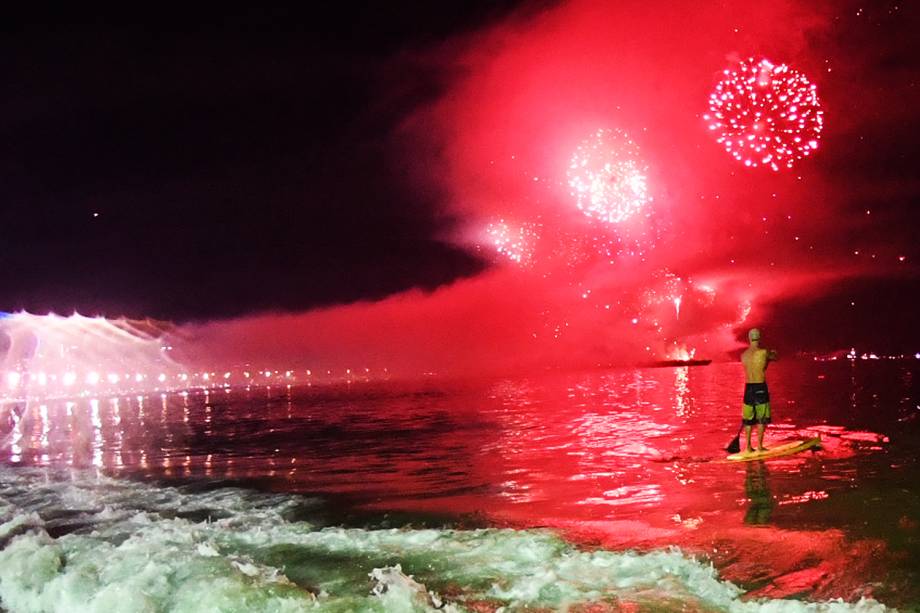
[0,467,896,612]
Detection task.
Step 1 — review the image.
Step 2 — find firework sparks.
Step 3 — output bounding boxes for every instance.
[640,270,684,318]
[705,57,823,171]
[567,128,652,223]
[484,219,541,266]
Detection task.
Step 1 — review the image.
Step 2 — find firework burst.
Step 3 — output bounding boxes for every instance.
[484,219,541,267]
[705,57,823,171]
[567,128,652,224]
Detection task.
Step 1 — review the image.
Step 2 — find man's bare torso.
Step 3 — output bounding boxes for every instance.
[741,346,769,383]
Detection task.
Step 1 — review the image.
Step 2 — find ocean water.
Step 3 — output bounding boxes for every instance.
[0,359,917,612]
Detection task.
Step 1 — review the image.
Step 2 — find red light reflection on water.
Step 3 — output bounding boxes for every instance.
[0,360,916,603]
[0,363,898,519]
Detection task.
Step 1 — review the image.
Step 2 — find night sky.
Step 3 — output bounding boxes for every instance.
[2,2,919,369]
[1,4,515,318]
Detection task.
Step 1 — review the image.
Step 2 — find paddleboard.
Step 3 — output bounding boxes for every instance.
[726,436,821,462]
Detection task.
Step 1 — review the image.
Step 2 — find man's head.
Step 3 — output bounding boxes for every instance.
[748,328,761,343]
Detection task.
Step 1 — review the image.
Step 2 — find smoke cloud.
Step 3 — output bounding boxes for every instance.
[180,0,914,378]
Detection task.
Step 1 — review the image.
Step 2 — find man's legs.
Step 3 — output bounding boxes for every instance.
[742,403,755,452]
[756,402,770,451]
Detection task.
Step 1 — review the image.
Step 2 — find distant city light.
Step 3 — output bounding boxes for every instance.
[6,372,20,389]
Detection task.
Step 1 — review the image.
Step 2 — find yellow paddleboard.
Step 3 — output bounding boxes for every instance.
[726,436,821,462]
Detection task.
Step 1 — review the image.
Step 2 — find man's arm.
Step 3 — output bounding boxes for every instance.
[759,348,777,372]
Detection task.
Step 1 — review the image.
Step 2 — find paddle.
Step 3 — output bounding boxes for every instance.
[725,422,744,453]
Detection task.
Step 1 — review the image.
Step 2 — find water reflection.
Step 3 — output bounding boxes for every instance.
[0,361,917,608]
[744,461,774,525]
[674,366,691,417]
[0,361,910,530]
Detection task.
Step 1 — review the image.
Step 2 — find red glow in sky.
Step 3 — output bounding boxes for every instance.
[181,0,915,378]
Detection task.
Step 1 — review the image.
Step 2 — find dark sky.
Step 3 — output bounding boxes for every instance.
[1,2,919,359]
[0,4,526,320]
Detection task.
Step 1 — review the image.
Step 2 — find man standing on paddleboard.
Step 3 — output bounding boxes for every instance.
[740,328,778,453]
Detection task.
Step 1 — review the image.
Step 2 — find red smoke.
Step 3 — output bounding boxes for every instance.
[182,0,903,378]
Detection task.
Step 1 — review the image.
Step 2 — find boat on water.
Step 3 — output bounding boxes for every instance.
[646,359,712,368]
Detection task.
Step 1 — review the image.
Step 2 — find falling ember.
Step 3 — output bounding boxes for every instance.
[705,57,824,171]
[567,128,651,224]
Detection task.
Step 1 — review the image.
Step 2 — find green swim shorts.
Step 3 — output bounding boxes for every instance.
[742,402,771,425]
